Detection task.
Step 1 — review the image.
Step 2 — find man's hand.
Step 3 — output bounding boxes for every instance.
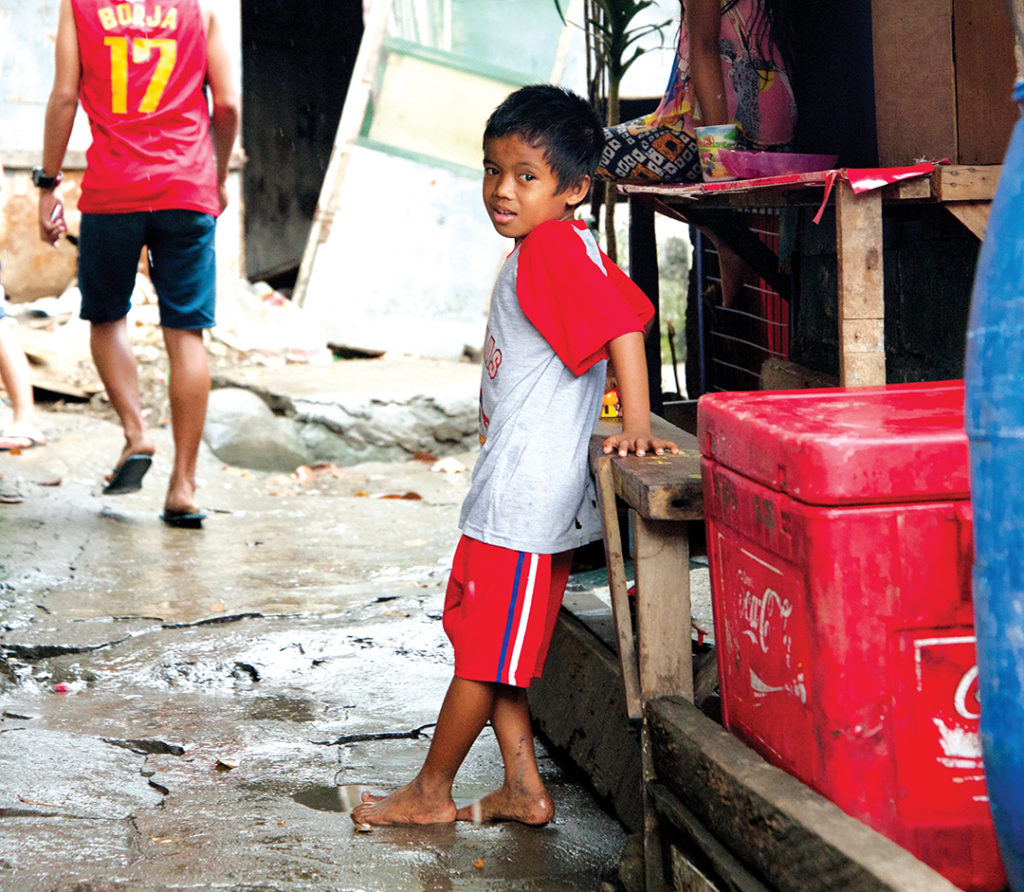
[38,192,66,246]
[602,429,679,458]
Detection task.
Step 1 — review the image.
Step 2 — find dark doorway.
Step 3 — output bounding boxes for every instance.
[241,1,364,285]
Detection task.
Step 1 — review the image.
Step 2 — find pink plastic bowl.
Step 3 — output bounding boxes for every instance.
[718,150,839,179]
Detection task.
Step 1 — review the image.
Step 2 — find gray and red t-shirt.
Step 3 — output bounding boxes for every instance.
[459,219,653,554]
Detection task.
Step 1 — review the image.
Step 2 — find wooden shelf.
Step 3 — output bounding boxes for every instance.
[621,164,999,387]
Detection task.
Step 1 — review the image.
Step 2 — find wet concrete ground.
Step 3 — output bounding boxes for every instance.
[0,396,626,891]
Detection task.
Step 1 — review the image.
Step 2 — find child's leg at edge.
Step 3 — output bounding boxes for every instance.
[455,684,554,825]
[351,676,495,826]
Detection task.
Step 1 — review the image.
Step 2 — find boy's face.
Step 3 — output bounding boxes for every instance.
[482,134,590,243]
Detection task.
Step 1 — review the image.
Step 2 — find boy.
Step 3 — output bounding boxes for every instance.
[352,84,677,828]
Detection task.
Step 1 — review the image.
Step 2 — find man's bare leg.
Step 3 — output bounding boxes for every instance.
[351,677,494,826]
[161,327,209,515]
[455,685,553,825]
[90,318,155,470]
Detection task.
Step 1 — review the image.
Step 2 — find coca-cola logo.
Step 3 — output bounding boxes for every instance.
[954,664,980,720]
[741,584,794,661]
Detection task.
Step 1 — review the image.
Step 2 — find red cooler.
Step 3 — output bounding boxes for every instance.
[698,380,1005,892]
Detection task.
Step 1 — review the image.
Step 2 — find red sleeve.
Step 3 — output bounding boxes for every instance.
[516,220,654,376]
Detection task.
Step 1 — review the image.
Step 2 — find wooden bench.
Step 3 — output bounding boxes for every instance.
[589,414,703,719]
[590,413,705,889]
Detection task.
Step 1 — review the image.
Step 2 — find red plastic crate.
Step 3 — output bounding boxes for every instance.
[698,380,1005,892]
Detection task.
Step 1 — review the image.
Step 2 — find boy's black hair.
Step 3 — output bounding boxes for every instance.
[483,84,604,194]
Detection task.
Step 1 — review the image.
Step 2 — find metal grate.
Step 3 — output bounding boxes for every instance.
[696,208,789,394]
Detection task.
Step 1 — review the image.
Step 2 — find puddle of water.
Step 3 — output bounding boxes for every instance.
[292,783,363,813]
[246,694,318,723]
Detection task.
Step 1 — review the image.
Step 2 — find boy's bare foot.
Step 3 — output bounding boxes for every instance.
[350,783,457,827]
[454,784,554,826]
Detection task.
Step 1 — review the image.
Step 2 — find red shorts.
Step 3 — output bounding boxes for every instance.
[443,536,574,688]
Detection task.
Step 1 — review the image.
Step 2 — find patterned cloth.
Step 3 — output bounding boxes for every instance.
[597,0,797,183]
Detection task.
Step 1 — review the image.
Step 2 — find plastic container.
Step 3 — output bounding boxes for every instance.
[718,149,838,179]
[965,79,1024,892]
[695,124,739,182]
[699,381,1005,892]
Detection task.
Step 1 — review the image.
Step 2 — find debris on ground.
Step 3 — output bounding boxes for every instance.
[3,275,334,421]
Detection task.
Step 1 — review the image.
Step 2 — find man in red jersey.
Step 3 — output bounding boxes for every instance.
[37,0,239,527]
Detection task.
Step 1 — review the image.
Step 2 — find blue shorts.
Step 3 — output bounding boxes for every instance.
[78,210,216,329]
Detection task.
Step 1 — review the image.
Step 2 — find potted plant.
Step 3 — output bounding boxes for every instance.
[555,0,670,261]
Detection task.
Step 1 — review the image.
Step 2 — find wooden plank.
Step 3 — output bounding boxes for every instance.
[933,164,1002,201]
[293,0,394,306]
[946,200,990,240]
[633,512,693,702]
[595,456,643,721]
[648,697,964,892]
[870,0,957,166]
[835,181,885,386]
[591,421,704,522]
[527,611,643,831]
[954,0,1018,164]
[887,176,932,201]
[837,317,885,354]
[836,182,884,318]
[667,851,723,892]
[640,721,663,891]
[625,181,830,214]
[612,452,704,521]
[651,784,770,892]
[839,352,887,390]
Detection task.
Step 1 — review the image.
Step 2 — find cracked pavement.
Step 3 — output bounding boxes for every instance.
[0,398,625,891]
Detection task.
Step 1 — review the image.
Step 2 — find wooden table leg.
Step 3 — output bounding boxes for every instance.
[595,457,643,721]
[632,511,694,702]
[632,510,693,891]
[835,180,886,386]
[946,200,990,240]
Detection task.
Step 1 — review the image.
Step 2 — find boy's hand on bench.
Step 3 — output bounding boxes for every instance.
[602,430,680,458]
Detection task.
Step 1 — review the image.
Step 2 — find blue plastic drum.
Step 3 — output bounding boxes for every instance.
[965,79,1024,891]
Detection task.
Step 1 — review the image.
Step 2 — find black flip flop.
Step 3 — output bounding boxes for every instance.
[160,509,207,529]
[103,454,152,495]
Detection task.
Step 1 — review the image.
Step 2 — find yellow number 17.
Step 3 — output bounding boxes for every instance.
[104,37,177,114]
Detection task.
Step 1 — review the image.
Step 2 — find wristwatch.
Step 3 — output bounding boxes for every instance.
[32,167,62,189]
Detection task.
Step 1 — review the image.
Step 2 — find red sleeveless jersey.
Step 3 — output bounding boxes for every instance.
[72,0,219,215]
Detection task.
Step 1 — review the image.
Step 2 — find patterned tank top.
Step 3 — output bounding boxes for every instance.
[649,0,796,149]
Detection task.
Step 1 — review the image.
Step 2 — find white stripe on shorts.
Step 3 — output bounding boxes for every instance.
[506,552,539,686]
